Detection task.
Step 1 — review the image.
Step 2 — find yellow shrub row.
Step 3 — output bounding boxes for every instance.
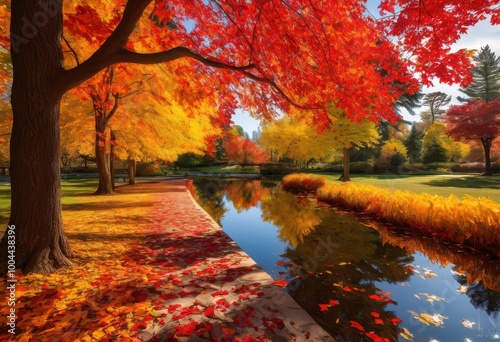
[283,174,500,251]
[282,173,326,192]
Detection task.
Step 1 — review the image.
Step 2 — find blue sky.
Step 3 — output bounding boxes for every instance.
[233,2,500,134]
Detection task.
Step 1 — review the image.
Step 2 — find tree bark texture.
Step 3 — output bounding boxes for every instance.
[481,137,493,176]
[94,130,114,194]
[338,148,351,182]
[128,159,136,185]
[0,1,73,274]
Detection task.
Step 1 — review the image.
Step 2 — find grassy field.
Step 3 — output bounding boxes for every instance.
[0,179,98,230]
[317,173,500,203]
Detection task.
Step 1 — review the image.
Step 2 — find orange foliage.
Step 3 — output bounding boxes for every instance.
[281,173,326,192]
[225,180,269,213]
[225,135,268,165]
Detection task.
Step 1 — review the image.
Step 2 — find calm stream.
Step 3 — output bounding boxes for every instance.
[189,178,500,342]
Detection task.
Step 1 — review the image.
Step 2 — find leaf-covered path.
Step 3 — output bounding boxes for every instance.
[1,180,332,341]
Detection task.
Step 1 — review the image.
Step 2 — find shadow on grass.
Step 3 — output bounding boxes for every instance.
[422,176,500,189]
[62,201,155,211]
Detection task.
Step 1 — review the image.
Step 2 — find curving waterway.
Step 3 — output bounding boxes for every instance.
[189,178,500,342]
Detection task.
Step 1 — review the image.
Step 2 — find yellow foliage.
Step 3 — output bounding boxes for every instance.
[423,123,469,162]
[259,116,378,163]
[380,138,408,160]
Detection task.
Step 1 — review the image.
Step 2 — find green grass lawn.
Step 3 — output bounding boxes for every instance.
[0,179,98,230]
[317,173,500,203]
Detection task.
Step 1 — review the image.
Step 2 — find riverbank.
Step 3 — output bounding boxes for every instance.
[282,173,500,259]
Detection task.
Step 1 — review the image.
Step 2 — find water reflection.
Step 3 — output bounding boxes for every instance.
[260,188,413,340]
[261,188,321,246]
[190,178,500,341]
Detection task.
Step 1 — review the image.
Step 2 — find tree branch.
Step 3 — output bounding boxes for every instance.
[101,93,120,129]
[62,35,80,66]
[114,47,317,110]
[56,0,153,94]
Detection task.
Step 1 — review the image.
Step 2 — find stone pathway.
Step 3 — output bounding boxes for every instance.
[139,179,333,341]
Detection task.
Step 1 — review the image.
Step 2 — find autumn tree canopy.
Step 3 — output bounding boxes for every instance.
[1,0,500,273]
[446,98,500,175]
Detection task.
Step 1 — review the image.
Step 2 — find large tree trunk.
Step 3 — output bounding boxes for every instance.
[0,1,74,274]
[128,158,136,185]
[95,131,114,194]
[481,137,493,176]
[338,147,351,182]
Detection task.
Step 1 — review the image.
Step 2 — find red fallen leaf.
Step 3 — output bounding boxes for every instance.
[220,275,235,282]
[350,320,365,331]
[203,307,215,317]
[329,300,340,306]
[370,312,380,318]
[222,326,236,335]
[234,315,252,327]
[243,337,257,342]
[211,290,229,297]
[267,306,280,313]
[390,317,402,325]
[343,286,352,292]
[173,307,202,320]
[178,290,197,297]
[319,304,329,312]
[374,318,384,325]
[174,322,198,336]
[160,293,178,300]
[130,322,148,331]
[273,278,288,287]
[168,304,182,313]
[272,318,285,330]
[204,322,214,332]
[305,332,311,339]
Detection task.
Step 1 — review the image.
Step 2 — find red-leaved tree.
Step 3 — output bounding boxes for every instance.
[225,135,268,166]
[446,98,500,175]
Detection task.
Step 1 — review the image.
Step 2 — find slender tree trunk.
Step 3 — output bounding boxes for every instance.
[338,147,351,182]
[110,130,115,189]
[128,158,136,185]
[481,137,493,176]
[94,130,114,194]
[0,1,74,274]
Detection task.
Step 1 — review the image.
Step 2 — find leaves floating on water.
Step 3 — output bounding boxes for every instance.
[415,292,445,304]
[400,327,415,341]
[408,311,448,327]
[461,319,476,329]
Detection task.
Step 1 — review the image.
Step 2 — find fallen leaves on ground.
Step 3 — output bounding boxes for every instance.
[0,181,325,341]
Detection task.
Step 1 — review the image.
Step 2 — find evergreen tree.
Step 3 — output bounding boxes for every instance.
[423,143,448,164]
[459,45,500,103]
[420,92,452,127]
[404,125,424,163]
